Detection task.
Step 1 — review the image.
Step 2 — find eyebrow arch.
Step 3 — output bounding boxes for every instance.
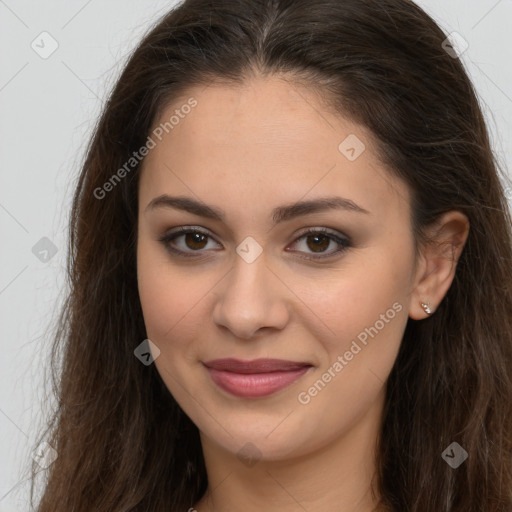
[145,194,370,224]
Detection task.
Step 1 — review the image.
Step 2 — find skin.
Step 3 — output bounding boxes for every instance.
[136,74,469,512]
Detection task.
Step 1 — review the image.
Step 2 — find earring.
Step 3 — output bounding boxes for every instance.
[420,301,432,315]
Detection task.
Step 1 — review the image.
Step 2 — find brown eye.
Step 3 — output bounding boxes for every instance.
[159,226,351,261]
[287,228,351,260]
[158,227,222,257]
[305,233,330,253]
[184,232,208,250]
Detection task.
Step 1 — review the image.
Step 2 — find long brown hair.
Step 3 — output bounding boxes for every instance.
[29,0,512,510]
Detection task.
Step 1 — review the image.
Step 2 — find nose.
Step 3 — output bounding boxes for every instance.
[212,250,290,340]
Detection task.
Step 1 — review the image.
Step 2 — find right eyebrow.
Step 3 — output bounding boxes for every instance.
[144,194,370,224]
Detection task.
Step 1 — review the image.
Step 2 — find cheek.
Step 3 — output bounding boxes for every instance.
[137,240,221,367]
[294,251,413,418]
[137,242,194,346]
[292,249,412,348]
[294,257,410,438]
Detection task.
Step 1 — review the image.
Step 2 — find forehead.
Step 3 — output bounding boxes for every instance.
[138,75,411,225]
[153,76,360,156]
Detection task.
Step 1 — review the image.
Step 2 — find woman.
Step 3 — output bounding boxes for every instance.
[30,0,512,510]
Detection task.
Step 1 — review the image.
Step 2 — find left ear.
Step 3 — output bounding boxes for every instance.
[408,210,470,320]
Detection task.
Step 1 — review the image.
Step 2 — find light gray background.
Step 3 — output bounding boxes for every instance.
[1,1,511,510]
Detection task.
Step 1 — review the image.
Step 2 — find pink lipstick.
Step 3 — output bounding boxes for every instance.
[203,358,312,398]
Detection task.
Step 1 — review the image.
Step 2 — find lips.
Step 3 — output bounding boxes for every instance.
[203,358,312,398]
[203,358,311,373]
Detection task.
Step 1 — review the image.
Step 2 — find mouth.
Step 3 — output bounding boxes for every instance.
[203,358,313,398]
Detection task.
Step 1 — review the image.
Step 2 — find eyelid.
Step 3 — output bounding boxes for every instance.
[286,227,351,259]
[165,225,218,241]
[158,225,351,259]
[291,226,349,242]
[158,226,222,257]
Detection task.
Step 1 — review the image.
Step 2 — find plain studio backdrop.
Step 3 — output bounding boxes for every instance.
[0,1,511,510]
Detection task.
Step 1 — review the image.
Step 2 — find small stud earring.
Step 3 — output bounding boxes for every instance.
[420,301,432,315]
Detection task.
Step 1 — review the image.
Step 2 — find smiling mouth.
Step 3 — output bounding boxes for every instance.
[203,358,313,398]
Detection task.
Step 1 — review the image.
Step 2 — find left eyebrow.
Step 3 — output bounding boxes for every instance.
[272,196,370,223]
[144,194,370,225]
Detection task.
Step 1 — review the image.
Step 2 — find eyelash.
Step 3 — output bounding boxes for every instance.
[158,226,351,261]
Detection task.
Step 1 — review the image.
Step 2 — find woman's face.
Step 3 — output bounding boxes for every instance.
[137,75,418,461]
